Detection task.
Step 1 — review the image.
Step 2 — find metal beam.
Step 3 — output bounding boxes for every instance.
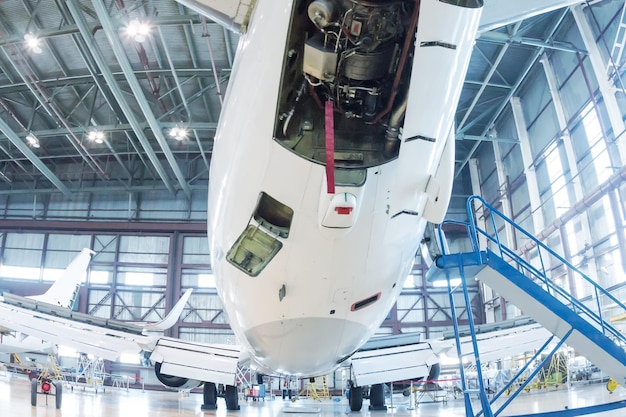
[510,96,545,232]
[479,32,585,54]
[458,22,521,131]
[66,0,179,196]
[479,0,587,33]
[158,26,211,171]
[572,4,626,161]
[0,69,225,95]
[458,134,518,143]
[0,117,72,197]
[0,14,205,47]
[0,36,110,180]
[0,218,206,233]
[91,0,192,199]
[455,8,571,177]
[0,183,207,196]
[28,122,217,138]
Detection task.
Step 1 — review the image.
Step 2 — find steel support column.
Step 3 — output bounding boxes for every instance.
[572,4,626,162]
[510,97,545,232]
[540,52,598,281]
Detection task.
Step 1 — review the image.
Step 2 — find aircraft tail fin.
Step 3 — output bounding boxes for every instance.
[28,248,95,308]
[142,288,193,332]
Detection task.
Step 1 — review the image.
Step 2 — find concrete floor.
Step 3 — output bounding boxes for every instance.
[3,372,626,417]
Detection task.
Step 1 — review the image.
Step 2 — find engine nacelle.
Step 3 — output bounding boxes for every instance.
[154,362,202,391]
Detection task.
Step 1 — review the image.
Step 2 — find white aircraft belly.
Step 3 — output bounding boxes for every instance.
[213,142,424,375]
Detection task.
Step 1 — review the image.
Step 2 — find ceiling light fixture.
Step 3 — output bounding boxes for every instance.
[169,126,188,141]
[87,131,105,144]
[125,19,151,43]
[24,33,42,54]
[25,133,40,148]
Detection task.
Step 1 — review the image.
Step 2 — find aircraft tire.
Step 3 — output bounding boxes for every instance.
[30,378,37,406]
[368,384,386,411]
[201,382,217,410]
[349,385,363,411]
[55,381,63,409]
[225,384,240,410]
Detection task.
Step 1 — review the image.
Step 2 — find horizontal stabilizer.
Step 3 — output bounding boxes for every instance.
[149,338,241,386]
[143,289,193,332]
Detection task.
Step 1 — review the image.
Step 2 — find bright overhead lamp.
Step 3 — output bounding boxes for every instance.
[169,126,188,141]
[24,32,42,54]
[87,130,105,144]
[25,133,40,148]
[125,19,151,43]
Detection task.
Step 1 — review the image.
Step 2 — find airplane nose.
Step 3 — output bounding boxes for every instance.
[244,317,368,376]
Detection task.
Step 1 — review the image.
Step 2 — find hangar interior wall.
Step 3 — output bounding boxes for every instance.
[0,1,625,365]
[465,2,626,324]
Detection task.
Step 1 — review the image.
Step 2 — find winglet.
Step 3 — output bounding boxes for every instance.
[142,289,193,332]
[28,248,95,308]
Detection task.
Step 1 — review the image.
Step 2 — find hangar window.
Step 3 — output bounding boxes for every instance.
[89,270,110,285]
[581,102,612,184]
[543,141,569,217]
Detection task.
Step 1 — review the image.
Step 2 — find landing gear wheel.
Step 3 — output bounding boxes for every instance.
[201,382,218,410]
[349,384,363,412]
[54,381,63,409]
[369,384,387,411]
[30,378,37,406]
[225,384,240,410]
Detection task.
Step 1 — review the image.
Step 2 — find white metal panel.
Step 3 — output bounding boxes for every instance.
[350,342,440,387]
[175,0,256,32]
[150,337,241,386]
[455,323,553,363]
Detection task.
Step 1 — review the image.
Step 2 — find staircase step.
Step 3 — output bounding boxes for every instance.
[477,249,626,384]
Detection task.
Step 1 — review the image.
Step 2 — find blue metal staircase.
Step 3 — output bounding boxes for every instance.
[430,195,626,417]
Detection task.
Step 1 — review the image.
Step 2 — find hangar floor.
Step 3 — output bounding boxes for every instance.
[2,373,626,416]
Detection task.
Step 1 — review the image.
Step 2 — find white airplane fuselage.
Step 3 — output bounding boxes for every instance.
[209,0,482,377]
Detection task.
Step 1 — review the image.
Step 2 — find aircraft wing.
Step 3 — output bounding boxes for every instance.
[451,322,553,363]
[350,339,446,387]
[0,292,242,386]
[349,316,553,387]
[480,0,584,33]
[0,292,153,360]
[175,0,256,33]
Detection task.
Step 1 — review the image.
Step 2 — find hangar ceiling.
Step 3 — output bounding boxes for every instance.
[0,1,620,207]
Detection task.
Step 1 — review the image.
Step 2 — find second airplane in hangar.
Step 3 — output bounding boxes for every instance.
[0,0,587,411]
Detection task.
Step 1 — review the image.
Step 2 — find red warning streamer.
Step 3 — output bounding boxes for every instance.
[325,100,335,194]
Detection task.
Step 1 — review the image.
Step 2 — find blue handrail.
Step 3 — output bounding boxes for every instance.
[460,195,626,345]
